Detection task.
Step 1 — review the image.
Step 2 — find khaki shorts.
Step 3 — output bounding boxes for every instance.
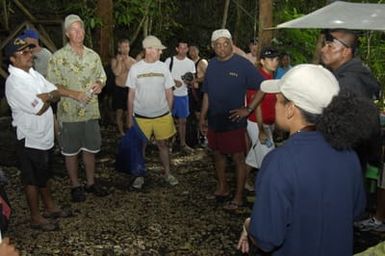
[60,119,101,156]
[135,113,176,141]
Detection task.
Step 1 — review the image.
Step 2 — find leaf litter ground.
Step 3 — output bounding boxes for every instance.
[0,123,383,255]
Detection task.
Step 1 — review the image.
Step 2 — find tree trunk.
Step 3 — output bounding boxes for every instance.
[96,0,113,65]
[258,0,273,53]
[221,0,230,28]
[233,0,242,45]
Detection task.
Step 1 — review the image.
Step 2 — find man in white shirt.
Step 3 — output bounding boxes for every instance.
[164,41,196,152]
[4,37,80,231]
[126,35,179,189]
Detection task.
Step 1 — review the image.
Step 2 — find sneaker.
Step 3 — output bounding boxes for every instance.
[354,217,385,232]
[132,177,144,190]
[71,186,86,202]
[85,183,109,197]
[164,174,179,186]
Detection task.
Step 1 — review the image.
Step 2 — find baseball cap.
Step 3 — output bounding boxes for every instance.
[211,29,232,42]
[260,64,340,114]
[260,47,280,59]
[4,37,35,58]
[20,28,39,40]
[64,14,84,31]
[142,35,166,50]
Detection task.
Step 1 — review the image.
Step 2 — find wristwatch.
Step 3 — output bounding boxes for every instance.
[246,106,253,113]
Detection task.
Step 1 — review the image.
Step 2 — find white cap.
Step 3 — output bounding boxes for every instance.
[142,35,166,50]
[64,14,84,31]
[211,29,232,42]
[261,64,340,114]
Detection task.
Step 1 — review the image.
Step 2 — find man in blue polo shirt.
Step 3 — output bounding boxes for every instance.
[199,29,264,210]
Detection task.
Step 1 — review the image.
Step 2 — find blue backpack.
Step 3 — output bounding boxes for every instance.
[116,121,147,177]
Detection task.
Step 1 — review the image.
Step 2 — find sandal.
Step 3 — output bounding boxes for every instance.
[43,209,73,219]
[206,192,230,203]
[31,221,59,231]
[223,201,242,211]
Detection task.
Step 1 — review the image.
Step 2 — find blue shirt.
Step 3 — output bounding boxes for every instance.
[202,54,263,132]
[250,131,366,256]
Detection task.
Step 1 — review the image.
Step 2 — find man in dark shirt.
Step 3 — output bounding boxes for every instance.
[321,29,379,99]
[321,28,383,233]
[199,29,264,210]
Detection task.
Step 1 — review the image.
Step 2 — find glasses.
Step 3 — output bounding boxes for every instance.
[14,49,33,56]
[324,33,351,48]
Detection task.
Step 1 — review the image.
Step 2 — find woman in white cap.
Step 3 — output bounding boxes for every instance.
[237,64,375,255]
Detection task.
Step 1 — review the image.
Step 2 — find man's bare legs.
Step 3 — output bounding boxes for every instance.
[213,150,229,196]
[116,109,125,136]
[157,139,178,185]
[40,185,60,213]
[25,185,46,224]
[82,151,96,187]
[65,152,96,187]
[65,155,80,187]
[178,118,191,150]
[157,139,171,175]
[232,152,247,205]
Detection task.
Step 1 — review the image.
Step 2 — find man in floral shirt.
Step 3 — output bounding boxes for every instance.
[47,14,107,202]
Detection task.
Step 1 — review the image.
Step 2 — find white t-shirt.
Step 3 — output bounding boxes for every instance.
[164,56,196,97]
[5,65,57,150]
[126,60,174,117]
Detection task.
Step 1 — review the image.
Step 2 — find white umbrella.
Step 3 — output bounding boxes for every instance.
[276,1,385,31]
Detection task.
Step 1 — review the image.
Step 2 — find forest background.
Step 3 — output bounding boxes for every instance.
[2,0,385,103]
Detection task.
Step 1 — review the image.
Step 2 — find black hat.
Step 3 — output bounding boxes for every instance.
[260,47,280,59]
[4,37,35,58]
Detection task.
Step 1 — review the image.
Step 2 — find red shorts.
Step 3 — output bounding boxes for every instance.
[207,128,246,154]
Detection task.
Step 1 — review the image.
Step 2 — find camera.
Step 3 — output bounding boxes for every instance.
[181,72,194,82]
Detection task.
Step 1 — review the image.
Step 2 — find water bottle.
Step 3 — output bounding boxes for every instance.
[80,88,93,108]
[264,138,273,148]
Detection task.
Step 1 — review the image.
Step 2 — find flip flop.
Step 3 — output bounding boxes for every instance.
[42,209,73,219]
[223,201,243,211]
[206,193,230,203]
[31,221,59,231]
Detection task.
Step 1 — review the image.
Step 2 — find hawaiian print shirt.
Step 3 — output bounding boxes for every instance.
[47,44,106,122]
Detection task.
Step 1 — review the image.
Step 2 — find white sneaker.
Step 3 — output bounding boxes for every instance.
[164,174,179,186]
[354,217,385,232]
[132,177,144,189]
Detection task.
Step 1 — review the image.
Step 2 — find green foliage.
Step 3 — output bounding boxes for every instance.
[359,31,385,109]
[272,3,323,64]
[63,1,102,29]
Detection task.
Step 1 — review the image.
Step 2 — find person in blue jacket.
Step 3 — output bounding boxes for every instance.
[237,64,374,255]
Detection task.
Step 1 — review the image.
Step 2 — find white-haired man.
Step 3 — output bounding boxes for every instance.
[47,14,107,202]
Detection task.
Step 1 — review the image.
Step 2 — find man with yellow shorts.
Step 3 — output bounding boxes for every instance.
[126,35,178,189]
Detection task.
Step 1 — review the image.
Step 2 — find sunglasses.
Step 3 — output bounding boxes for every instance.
[14,49,33,56]
[324,33,351,48]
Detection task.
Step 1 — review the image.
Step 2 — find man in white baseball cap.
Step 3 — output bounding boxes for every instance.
[47,14,108,202]
[199,28,265,210]
[238,64,370,255]
[126,35,179,189]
